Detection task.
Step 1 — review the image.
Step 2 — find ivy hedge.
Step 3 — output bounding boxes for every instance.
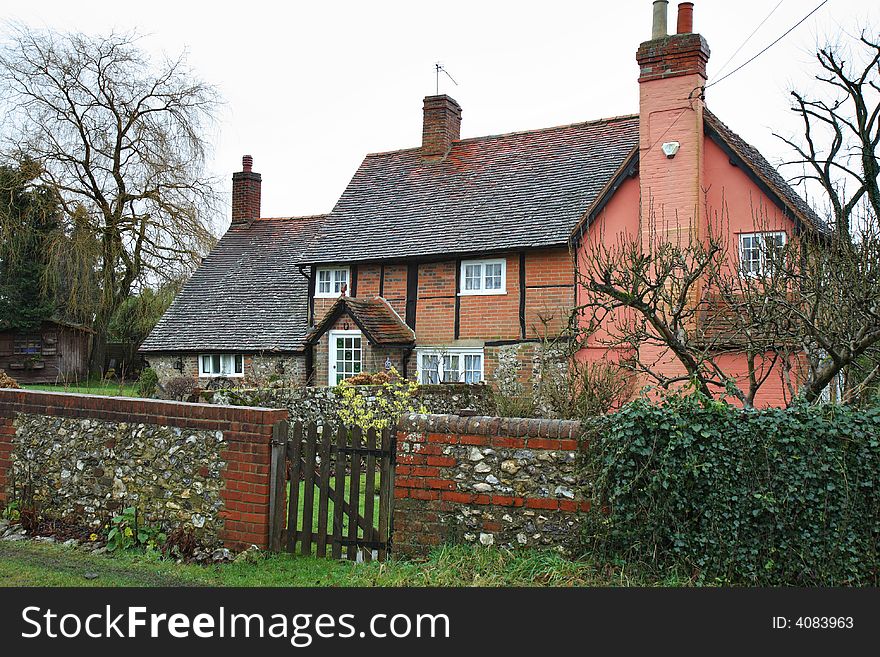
[581,395,880,585]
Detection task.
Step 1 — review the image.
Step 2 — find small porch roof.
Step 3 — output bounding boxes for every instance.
[305,296,415,347]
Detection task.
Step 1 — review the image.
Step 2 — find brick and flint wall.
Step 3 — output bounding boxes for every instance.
[393,413,586,556]
[0,389,287,550]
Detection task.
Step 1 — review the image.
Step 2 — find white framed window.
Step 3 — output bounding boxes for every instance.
[315,266,350,298]
[199,354,244,378]
[329,330,363,385]
[738,232,786,276]
[459,258,506,295]
[416,348,484,384]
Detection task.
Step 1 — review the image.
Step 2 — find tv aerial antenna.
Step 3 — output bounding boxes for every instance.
[435,63,458,95]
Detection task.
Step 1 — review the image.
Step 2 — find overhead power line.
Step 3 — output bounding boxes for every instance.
[706,0,829,90]
[714,0,785,80]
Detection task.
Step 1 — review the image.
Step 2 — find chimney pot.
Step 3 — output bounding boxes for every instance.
[677,2,694,34]
[652,1,668,39]
[242,154,253,172]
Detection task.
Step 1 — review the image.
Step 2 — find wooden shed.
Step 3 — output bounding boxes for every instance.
[0,320,92,384]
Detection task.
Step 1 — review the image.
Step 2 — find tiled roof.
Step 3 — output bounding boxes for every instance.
[303,115,641,263]
[139,216,325,353]
[703,110,827,232]
[306,296,415,346]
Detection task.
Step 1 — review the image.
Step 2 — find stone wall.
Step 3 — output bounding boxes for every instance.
[0,389,288,550]
[144,353,307,391]
[10,415,226,545]
[394,413,587,556]
[204,383,496,425]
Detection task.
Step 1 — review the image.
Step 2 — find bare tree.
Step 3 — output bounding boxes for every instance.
[772,30,880,401]
[776,32,880,240]
[576,211,789,409]
[0,25,220,374]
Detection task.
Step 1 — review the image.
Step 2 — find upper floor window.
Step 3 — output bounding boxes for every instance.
[200,354,244,378]
[459,258,506,295]
[738,232,786,276]
[315,266,350,298]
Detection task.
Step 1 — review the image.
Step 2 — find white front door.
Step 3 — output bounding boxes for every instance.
[328,330,363,385]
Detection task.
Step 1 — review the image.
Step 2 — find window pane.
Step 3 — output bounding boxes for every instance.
[212,355,221,374]
[333,269,348,293]
[421,355,440,384]
[464,354,482,383]
[485,263,502,289]
[234,355,244,374]
[464,264,481,291]
[335,334,362,382]
[442,355,460,382]
[318,270,331,294]
[740,235,760,274]
[201,356,210,374]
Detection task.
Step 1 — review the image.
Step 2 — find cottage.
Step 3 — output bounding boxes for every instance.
[143,2,821,406]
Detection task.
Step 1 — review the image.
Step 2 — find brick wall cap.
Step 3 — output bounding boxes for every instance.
[399,412,580,438]
[0,389,289,419]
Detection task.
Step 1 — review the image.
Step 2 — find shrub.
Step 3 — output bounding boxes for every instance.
[335,367,425,430]
[537,358,634,419]
[493,393,538,418]
[582,393,880,585]
[136,367,159,398]
[163,376,198,402]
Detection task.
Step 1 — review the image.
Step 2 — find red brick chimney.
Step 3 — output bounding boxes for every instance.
[231,154,261,226]
[635,2,711,387]
[421,95,462,159]
[635,1,710,237]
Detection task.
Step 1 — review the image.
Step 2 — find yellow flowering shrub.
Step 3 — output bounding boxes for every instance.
[335,367,426,430]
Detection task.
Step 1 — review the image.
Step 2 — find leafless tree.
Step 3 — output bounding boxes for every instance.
[773,30,880,401]
[576,211,790,409]
[0,25,221,374]
[776,32,880,241]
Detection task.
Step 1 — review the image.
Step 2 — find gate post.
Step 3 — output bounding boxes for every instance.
[268,419,289,552]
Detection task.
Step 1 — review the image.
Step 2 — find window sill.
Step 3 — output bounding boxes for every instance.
[457,289,507,297]
[314,293,345,299]
[198,373,245,379]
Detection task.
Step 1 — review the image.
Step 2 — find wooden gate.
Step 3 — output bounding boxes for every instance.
[268,421,396,561]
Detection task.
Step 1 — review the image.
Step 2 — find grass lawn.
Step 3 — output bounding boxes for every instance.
[0,539,685,587]
[22,380,139,397]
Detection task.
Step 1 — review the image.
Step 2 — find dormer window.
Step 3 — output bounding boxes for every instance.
[459,258,506,295]
[315,266,350,298]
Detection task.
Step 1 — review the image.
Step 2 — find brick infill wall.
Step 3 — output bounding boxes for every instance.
[0,389,287,550]
[394,413,586,556]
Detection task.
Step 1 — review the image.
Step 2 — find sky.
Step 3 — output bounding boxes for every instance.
[2,0,878,230]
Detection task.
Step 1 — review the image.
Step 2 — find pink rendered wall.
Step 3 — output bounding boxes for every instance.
[575,132,804,408]
[703,135,802,407]
[575,174,639,365]
[703,136,793,266]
